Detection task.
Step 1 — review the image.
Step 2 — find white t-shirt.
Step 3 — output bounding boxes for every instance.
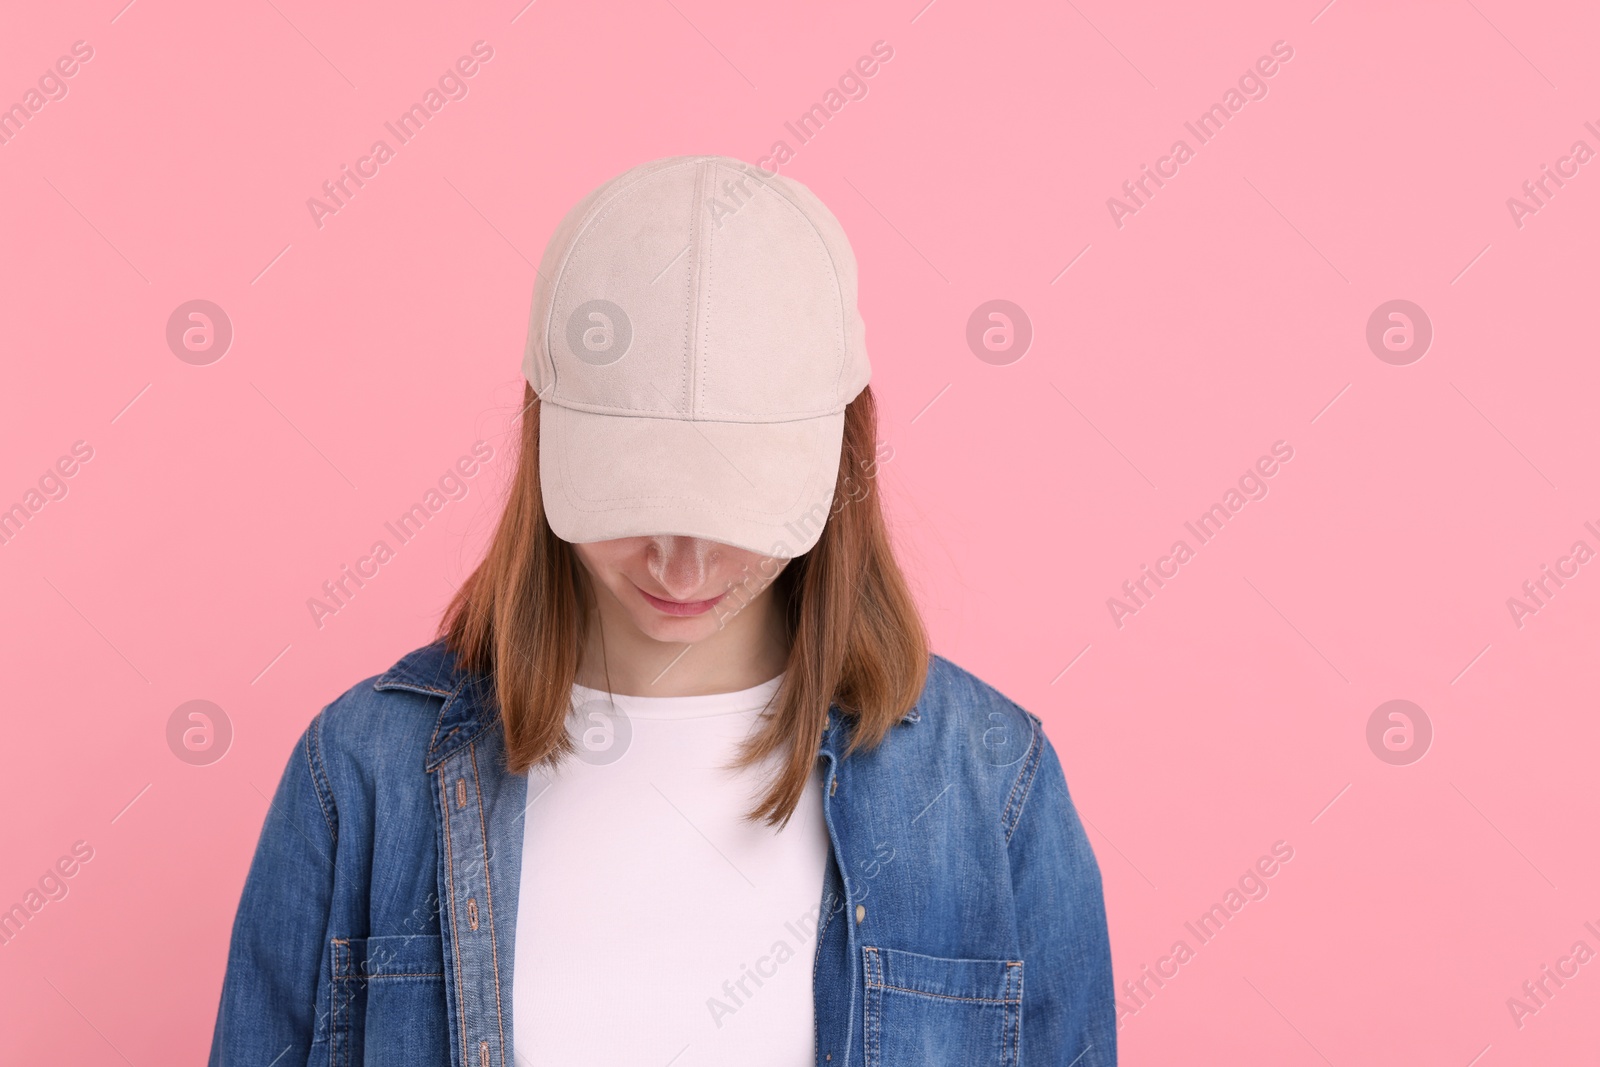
[511,673,828,1065]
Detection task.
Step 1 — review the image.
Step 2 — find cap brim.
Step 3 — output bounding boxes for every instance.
[539,403,844,557]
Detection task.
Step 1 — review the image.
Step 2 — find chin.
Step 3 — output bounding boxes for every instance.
[633,610,719,645]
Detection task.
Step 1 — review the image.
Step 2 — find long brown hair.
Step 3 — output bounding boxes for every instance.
[439,381,928,827]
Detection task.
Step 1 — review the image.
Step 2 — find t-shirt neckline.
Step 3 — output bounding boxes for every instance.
[570,672,785,720]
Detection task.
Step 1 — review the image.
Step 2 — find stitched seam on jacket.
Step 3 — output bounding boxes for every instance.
[863,956,1023,1007]
[862,947,881,1067]
[329,938,347,1067]
[872,983,1020,1004]
[1001,711,1045,845]
[1015,963,1025,1065]
[375,677,454,696]
[305,712,338,842]
[469,742,508,1065]
[440,767,469,1067]
[374,674,455,696]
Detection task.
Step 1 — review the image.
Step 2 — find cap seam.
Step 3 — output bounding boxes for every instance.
[699,160,715,422]
[546,158,703,411]
[749,173,853,404]
[682,161,701,416]
[540,396,847,421]
[705,164,850,416]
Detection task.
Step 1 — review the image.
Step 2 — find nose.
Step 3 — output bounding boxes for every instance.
[645,536,719,598]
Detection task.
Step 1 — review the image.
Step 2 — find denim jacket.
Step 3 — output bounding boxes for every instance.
[208,640,1115,1065]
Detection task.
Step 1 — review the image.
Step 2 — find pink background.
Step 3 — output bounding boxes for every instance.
[3,0,1597,1062]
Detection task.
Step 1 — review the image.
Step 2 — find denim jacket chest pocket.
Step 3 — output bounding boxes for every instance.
[861,946,1024,1067]
[325,933,451,1064]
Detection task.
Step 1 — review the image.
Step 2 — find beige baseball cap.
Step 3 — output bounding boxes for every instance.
[522,155,871,558]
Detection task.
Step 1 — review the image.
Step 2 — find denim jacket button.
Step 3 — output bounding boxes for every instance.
[855,905,865,923]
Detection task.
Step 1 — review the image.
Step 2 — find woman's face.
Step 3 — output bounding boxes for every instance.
[571,535,788,645]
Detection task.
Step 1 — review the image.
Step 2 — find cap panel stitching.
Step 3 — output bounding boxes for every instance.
[680,169,695,416]
[692,166,852,419]
[539,396,844,422]
[546,158,702,416]
[755,170,854,404]
[699,160,716,421]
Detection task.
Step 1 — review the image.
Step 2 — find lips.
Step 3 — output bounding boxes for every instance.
[636,587,727,617]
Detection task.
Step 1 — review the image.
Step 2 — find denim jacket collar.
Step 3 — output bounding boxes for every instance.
[373,641,923,765]
[374,643,506,771]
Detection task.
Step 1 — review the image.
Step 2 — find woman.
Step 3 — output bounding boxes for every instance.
[209,155,1115,1066]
